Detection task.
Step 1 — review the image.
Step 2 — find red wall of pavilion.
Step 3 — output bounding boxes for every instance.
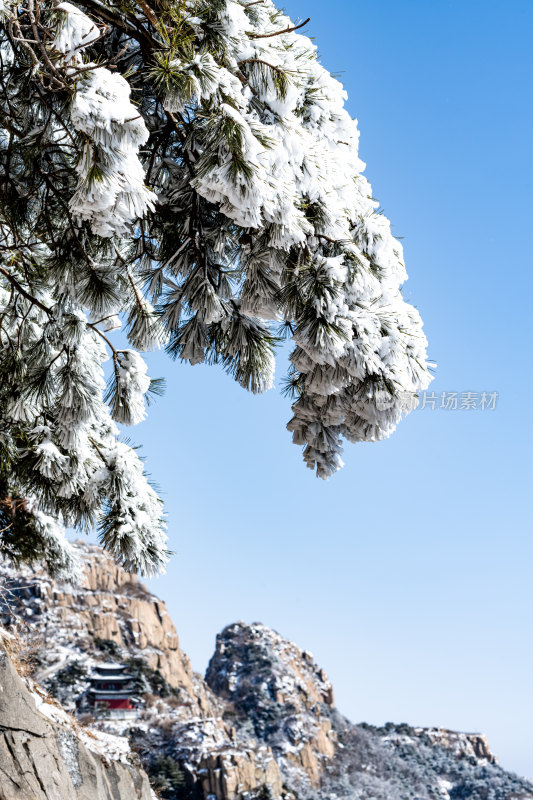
[96,698,133,709]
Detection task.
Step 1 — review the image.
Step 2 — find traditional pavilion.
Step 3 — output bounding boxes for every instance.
[77,663,137,717]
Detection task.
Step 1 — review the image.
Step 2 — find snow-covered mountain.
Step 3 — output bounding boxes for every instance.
[1,542,531,800]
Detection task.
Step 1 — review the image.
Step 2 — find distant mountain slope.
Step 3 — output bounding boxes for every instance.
[206,622,532,800]
[1,543,531,800]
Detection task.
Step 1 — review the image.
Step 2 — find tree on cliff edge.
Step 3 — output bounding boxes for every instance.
[0,0,433,578]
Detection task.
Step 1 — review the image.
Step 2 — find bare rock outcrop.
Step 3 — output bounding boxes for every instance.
[206,621,337,788]
[198,748,282,800]
[0,648,152,800]
[51,542,196,697]
[0,541,214,716]
[421,728,497,764]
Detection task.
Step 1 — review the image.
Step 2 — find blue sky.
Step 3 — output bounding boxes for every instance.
[131,0,532,778]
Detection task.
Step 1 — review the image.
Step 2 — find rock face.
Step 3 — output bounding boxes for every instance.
[81,547,186,688]
[33,541,199,699]
[1,543,533,800]
[0,647,152,800]
[206,622,337,787]
[198,749,282,800]
[422,728,497,764]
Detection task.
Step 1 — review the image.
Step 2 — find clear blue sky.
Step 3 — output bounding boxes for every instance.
[133,0,532,778]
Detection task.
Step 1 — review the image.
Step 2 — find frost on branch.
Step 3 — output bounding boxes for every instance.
[69,66,156,237]
[26,498,83,581]
[88,442,168,576]
[107,350,151,426]
[0,282,167,579]
[169,0,434,478]
[53,3,156,237]
[0,0,433,574]
[53,1,99,60]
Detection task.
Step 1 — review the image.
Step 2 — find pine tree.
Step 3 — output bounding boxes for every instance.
[0,0,433,579]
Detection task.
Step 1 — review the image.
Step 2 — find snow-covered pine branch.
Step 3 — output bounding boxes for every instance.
[0,0,432,577]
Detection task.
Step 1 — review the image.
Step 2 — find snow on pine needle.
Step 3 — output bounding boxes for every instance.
[69,66,157,238]
[53,1,100,60]
[0,0,432,576]
[54,5,156,239]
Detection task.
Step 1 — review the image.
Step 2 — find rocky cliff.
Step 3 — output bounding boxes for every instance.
[1,543,532,800]
[0,643,152,800]
[206,622,337,787]
[0,541,209,712]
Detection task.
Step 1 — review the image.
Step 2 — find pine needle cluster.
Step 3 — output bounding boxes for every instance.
[0,0,432,577]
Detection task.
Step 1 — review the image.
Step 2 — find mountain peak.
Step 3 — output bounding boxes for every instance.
[1,544,532,800]
[207,620,334,709]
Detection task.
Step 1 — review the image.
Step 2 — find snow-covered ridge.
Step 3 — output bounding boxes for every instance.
[1,542,531,800]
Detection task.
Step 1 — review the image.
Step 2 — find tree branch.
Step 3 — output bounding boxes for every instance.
[238,58,286,75]
[87,321,120,356]
[79,0,155,50]
[0,266,53,317]
[135,0,160,30]
[250,17,310,39]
